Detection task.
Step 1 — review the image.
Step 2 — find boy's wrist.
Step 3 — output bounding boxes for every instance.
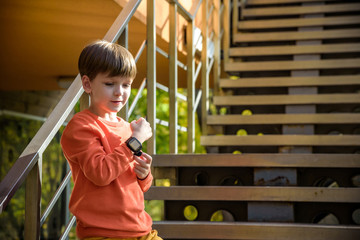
[137,173,149,181]
[126,137,142,156]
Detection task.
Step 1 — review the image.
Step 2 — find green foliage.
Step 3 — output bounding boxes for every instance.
[0,115,68,239]
[0,116,43,239]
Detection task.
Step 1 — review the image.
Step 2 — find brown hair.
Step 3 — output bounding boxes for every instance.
[78,40,137,80]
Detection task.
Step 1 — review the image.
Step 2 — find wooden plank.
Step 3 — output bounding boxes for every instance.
[238,16,360,30]
[152,153,360,168]
[145,186,360,202]
[247,0,337,5]
[225,59,360,71]
[153,221,360,240]
[200,135,360,146]
[234,29,360,42]
[229,43,360,57]
[219,75,360,88]
[207,113,360,125]
[213,94,360,106]
[243,3,360,17]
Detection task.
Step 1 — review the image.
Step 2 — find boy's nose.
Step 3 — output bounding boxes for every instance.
[114,85,124,96]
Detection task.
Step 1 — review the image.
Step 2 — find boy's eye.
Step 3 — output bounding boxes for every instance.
[123,83,131,88]
[105,82,114,86]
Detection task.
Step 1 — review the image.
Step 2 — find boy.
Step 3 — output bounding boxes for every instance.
[61,40,162,240]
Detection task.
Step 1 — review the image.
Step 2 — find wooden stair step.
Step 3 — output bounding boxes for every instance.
[229,43,360,57]
[234,29,360,42]
[224,59,360,71]
[213,93,360,106]
[207,113,360,125]
[242,3,360,17]
[238,16,360,29]
[247,0,338,5]
[152,153,360,168]
[153,221,360,240]
[219,75,360,88]
[200,135,360,146]
[145,186,360,202]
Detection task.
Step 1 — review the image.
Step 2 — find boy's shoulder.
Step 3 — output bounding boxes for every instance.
[71,109,95,122]
[64,109,97,131]
[65,109,92,126]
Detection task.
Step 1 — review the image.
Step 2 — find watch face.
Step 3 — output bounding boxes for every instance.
[129,138,141,151]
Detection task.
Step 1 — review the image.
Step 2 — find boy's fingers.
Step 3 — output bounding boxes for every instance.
[133,155,149,166]
[137,117,145,123]
[134,163,147,172]
[140,152,152,163]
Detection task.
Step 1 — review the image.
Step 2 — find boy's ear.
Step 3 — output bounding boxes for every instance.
[81,75,92,94]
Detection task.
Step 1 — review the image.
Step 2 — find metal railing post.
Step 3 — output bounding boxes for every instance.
[187,19,195,153]
[118,25,130,121]
[232,0,239,44]
[213,0,221,96]
[147,0,156,155]
[201,0,209,136]
[223,0,230,64]
[24,155,42,240]
[169,2,178,154]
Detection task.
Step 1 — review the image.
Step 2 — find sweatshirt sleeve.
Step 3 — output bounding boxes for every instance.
[137,172,153,192]
[61,116,134,186]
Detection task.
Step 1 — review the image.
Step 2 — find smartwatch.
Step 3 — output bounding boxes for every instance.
[126,137,142,156]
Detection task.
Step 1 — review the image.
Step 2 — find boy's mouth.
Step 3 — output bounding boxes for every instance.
[111,100,122,105]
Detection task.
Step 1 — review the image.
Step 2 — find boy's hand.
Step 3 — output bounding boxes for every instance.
[130,117,152,144]
[133,152,152,180]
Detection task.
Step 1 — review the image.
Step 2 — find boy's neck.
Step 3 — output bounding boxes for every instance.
[88,106,119,122]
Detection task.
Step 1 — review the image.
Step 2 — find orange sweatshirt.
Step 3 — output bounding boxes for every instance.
[60,109,153,239]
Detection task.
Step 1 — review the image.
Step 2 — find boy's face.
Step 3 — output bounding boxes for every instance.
[82,72,132,120]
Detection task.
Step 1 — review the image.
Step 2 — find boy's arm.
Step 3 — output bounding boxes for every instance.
[61,118,133,186]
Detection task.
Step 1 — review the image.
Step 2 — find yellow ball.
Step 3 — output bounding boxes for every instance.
[242,109,252,115]
[236,129,248,136]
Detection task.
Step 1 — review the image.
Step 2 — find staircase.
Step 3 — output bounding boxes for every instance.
[146,0,360,239]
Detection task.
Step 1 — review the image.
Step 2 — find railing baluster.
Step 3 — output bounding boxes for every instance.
[223,0,231,65]
[147,0,156,155]
[187,19,195,153]
[24,156,42,240]
[213,0,221,96]
[119,25,130,121]
[169,2,178,154]
[201,0,209,136]
[233,0,239,44]
[40,170,72,226]
[59,215,76,240]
